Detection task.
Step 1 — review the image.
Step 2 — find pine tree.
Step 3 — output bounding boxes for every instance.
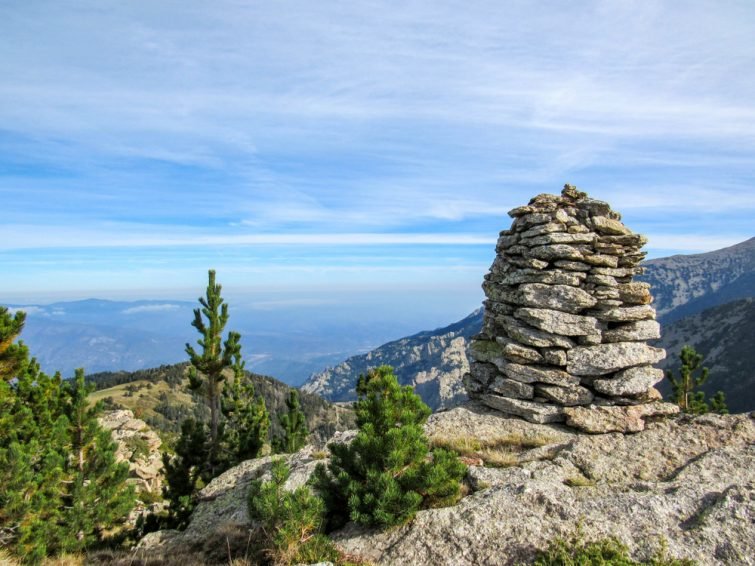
[667,345,728,415]
[0,307,134,562]
[220,355,270,465]
[312,365,466,530]
[278,389,308,453]
[0,306,29,381]
[185,269,243,472]
[161,418,209,528]
[59,369,135,553]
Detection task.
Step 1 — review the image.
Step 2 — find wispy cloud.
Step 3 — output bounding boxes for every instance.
[122,303,181,314]
[1,0,754,300]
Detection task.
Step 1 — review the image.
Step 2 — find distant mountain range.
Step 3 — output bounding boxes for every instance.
[2,298,420,385]
[303,238,755,412]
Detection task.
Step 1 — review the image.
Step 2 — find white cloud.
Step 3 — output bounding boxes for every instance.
[6,306,47,316]
[122,303,181,314]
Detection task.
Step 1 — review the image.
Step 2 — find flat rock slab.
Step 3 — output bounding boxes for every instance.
[481,394,565,424]
[567,342,666,376]
[563,402,680,433]
[517,283,597,314]
[515,307,601,337]
[593,366,665,397]
[602,320,660,343]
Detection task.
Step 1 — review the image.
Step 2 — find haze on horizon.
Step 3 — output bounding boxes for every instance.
[2,1,754,319]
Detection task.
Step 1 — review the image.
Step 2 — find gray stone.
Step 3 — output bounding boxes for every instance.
[489,376,535,399]
[602,320,661,343]
[519,222,566,239]
[499,316,576,349]
[527,244,584,262]
[508,256,549,270]
[481,395,565,424]
[590,305,656,322]
[592,215,631,235]
[567,342,666,376]
[518,283,597,314]
[542,348,567,366]
[515,307,601,337]
[592,366,665,397]
[499,269,586,287]
[499,340,544,364]
[522,232,596,246]
[554,260,592,271]
[502,363,580,385]
[563,402,680,433]
[581,254,619,267]
[536,383,594,406]
[617,282,652,305]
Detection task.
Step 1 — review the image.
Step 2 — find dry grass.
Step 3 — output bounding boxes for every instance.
[564,474,596,487]
[429,431,557,468]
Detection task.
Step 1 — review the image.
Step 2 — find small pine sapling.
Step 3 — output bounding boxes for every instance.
[312,365,466,530]
[248,459,337,566]
[666,345,728,415]
[278,389,308,453]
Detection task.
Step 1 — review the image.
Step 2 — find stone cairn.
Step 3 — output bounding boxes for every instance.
[465,185,679,433]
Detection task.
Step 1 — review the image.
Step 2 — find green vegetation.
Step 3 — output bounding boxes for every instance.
[276,389,308,453]
[430,431,557,468]
[313,365,466,530]
[667,346,728,415]
[185,269,244,471]
[249,459,337,566]
[0,307,134,564]
[532,528,694,565]
[159,271,271,529]
[221,363,270,464]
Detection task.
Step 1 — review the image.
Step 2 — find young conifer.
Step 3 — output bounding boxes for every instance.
[185,270,243,472]
[313,365,466,530]
[278,389,308,453]
[220,355,270,464]
[667,345,728,415]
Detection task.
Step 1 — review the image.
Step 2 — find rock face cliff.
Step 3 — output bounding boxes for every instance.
[640,237,755,322]
[466,186,677,433]
[99,409,164,495]
[302,309,482,410]
[136,405,755,565]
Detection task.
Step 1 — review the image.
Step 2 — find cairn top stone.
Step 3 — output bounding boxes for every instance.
[465,184,677,433]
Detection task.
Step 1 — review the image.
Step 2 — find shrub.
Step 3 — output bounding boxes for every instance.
[533,527,695,566]
[248,459,337,566]
[312,365,466,530]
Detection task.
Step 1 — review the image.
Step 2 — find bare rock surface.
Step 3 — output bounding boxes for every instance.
[137,405,755,565]
[99,409,163,494]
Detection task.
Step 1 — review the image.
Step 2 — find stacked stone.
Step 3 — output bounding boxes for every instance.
[465,185,678,433]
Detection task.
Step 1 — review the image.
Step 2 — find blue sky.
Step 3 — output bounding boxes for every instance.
[2,0,754,317]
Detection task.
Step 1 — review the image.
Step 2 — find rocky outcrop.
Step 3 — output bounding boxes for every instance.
[99,409,163,494]
[136,406,755,565]
[302,310,482,410]
[466,186,678,432]
[640,236,755,322]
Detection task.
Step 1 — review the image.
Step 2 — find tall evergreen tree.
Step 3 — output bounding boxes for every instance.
[313,365,466,530]
[667,345,728,415]
[278,389,308,453]
[0,308,134,562]
[59,370,135,553]
[185,270,242,471]
[221,355,270,464]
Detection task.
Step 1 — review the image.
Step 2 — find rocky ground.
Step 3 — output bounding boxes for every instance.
[135,404,754,565]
